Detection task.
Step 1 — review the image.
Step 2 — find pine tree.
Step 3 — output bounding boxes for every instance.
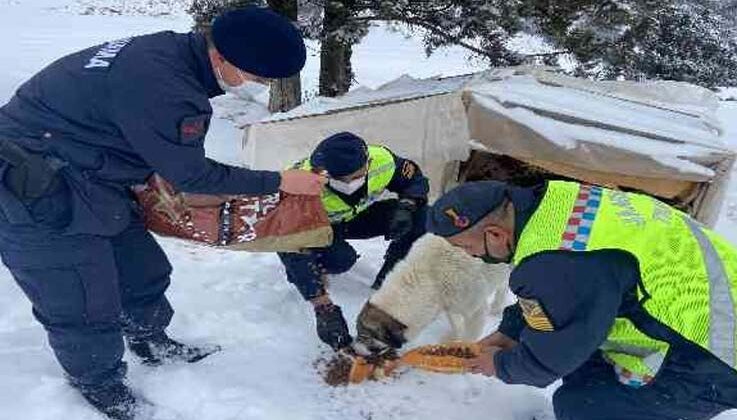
[267,0,303,111]
[380,0,737,87]
[364,0,524,65]
[189,0,259,29]
[315,0,369,97]
[191,0,737,99]
[538,1,737,87]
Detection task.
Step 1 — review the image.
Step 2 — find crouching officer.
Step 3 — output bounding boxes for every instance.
[0,7,323,420]
[278,131,429,351]
[425,180,737,420]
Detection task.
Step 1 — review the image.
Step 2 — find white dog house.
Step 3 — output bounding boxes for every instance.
[241,67,735,226]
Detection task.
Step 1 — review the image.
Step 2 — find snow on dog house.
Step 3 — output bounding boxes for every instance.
[241,66,735,226]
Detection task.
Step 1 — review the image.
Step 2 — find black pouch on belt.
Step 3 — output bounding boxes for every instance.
[0,139,64,200]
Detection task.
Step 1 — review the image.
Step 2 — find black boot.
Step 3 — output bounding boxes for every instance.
[79,381,142,420]
[127,332,221,366]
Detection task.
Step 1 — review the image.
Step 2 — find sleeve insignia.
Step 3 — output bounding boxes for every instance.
[444,208,470,228]
[179,114,210,144]
[401,161,416,179]
[519,298,555,332]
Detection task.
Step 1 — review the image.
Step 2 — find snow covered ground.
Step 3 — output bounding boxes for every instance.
[0,1,736,419]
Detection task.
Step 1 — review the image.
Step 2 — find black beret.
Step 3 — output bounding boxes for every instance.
[212,7,306,78]
[310,132,369,177]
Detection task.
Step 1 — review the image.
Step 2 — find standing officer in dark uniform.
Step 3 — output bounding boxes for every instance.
[278,132,429,351]
[0,7,323,419]
[424,180,737,420]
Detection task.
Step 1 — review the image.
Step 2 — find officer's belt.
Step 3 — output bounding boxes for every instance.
[0,138,65,200]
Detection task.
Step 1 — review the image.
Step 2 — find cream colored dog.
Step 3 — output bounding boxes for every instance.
[356,234,511,351]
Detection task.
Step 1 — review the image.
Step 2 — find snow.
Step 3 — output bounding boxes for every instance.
[470,75,723,150]
[469,89,721,178]
[0,1,736,419]
[720,87,737,102]
[714,101,737,245]
[262,73,473,123]
[57,0,190,16]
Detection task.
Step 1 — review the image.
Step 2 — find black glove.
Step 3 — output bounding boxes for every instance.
[386,199,417,240]
[314,303,353,350]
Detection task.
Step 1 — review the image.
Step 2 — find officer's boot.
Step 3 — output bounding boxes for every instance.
[79,380,148,420]
[127,331,221,366]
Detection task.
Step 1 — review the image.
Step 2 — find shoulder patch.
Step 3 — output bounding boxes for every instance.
[519,298,555,332]
[179,114,210,144]
[401,161,416,179]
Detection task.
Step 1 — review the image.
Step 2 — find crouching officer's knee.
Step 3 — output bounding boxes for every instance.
[552,386,578,420]
[318,240,359,275]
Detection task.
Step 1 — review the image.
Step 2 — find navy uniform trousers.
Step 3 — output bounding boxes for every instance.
[279,199,427,300]
[0,174,173,390]
[554,347,737,420]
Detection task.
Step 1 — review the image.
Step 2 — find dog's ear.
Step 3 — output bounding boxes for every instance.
[356,302,408,350]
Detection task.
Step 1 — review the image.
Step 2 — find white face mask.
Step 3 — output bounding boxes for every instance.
[237,81,271,103]
[215,66,270,104]
[329,177,366,195]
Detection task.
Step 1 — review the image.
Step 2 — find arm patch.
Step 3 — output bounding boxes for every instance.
[179,114,210,145]
[401,161,416,179]
[519,298,555,332]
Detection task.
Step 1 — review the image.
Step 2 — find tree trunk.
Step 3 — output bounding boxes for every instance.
[268,76,302,112]
[267,0,302,112]
[319,0,354,97]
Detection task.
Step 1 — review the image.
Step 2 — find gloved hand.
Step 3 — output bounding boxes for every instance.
[386,199,417,240]
[314,302,353,350]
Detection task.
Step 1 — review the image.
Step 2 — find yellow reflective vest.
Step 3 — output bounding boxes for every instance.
[295,145,396,224]
[513,181,737,384]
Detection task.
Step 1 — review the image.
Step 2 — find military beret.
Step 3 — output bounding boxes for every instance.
[310,132,369,178]
[426,181,509,237]
[212,6,306,78]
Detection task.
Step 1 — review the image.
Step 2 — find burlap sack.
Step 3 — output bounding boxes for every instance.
[133,174,333,252]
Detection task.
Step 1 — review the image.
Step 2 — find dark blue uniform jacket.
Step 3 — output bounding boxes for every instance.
[0,32,281,236]
[493,183,737,390]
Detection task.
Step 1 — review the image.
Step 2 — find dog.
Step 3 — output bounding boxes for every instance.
[356,234,511,352]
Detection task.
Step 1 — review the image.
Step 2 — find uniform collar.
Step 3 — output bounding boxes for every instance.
[189,32,225,98]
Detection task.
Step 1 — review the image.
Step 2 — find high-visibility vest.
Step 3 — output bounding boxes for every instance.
[296,145,395,224]
[513,181,737,386]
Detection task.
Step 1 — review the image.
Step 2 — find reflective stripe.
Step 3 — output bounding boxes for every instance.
[600,341,664,360]
[327,210,351,223]
[325,189,393,222]
[643,352,666,373]
[684,216,736,367]
[368,162,394,177]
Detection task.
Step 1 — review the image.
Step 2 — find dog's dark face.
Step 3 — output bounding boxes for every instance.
[355,302,408,353]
